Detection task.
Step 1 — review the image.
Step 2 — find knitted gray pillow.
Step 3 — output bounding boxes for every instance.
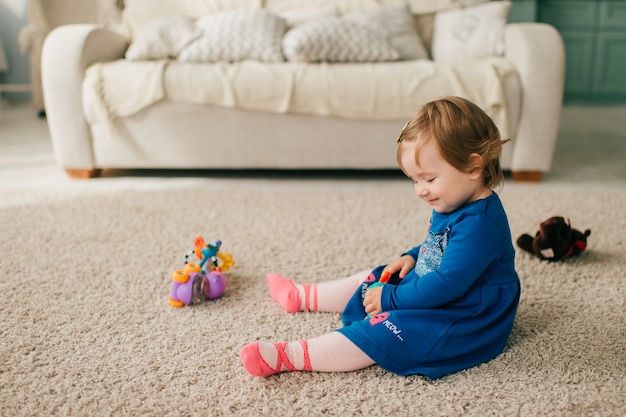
[178,9,287,63]
[282,17,400,63]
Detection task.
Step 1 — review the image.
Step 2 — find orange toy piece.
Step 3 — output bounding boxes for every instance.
[194,236,206,260]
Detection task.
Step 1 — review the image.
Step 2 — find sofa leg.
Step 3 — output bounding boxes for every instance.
[511,171,543,182]
[65,168,102,179]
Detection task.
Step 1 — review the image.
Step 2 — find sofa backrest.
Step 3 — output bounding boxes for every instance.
[98,0,491,52]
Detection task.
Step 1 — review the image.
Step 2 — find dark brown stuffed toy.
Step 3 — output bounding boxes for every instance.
[517,216,591,261]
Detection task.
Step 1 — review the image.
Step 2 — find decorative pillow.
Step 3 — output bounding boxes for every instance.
[265,0,382,15]
[408,0,490,14]
[125,16,200,60]
[120,0,262,40]
[431,1,511,65]
[344,5,429,60]
[279,5,338,28]
[282,17,400,63]
[177,10,287,63]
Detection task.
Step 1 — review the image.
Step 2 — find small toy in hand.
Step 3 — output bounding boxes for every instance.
[517,216,591,261]
[365,271,391,319]
[168,236,235,307]
[370,271,391,289]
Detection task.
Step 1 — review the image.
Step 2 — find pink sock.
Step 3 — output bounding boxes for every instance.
[266,273,317,312]
[240,334,373,376]
[240,340,312,377]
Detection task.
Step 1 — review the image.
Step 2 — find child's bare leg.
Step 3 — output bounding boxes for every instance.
[240,332,374,377]
[267,270,369,313]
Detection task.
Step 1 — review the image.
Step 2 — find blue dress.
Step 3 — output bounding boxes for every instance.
[337,193,520,379]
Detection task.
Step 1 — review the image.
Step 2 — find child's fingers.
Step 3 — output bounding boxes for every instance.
[363,286,383,313]
[399,262,413,278]
[383,262,400,274]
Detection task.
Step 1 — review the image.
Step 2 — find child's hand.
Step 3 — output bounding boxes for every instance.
[363,285,383,315]
[384,254,416,279]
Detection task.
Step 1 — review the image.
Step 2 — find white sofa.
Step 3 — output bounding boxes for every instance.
[41,0,565,181]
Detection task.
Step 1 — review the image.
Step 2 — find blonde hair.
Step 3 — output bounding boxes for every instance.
[397,96,509,189]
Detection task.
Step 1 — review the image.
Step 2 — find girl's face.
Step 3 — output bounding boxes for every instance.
[399,139,490,213]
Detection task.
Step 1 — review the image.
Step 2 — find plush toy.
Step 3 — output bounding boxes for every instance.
[517,216,591,261]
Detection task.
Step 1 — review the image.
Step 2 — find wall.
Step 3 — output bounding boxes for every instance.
[509,0,538,23]
[0,0,30,102]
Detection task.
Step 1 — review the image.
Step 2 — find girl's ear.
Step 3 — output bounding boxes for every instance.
[468,153,484,179]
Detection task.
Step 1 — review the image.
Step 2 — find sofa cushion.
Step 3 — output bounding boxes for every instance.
[279,5,338,28]
[282,17,400,63]
[344,5,428,60]
[84,56,518,142]
[431,1,511,65]
[125,16,200,60]
[119,0,262,40]
[264,0,387,15]
[177,9,287,63]
[408,0,490,14]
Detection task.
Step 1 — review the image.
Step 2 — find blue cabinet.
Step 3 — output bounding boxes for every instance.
[511,0,626,104]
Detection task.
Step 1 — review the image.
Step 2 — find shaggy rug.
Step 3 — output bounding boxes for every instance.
[1,182,624,416]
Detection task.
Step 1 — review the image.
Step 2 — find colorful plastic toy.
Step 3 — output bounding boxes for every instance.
[370,271,391,288]
[365,271,391,319]
[168,236,235,308]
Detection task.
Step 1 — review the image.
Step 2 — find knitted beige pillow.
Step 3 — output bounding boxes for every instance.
[344,5,429,61]
[178,9,287,63]
[282,17,400,63]
[119,0,262,40]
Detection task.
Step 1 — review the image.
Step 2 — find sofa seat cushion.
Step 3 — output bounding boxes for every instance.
[82,57,519,139]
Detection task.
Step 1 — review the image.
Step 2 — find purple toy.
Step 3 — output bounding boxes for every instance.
[168,237,234,308]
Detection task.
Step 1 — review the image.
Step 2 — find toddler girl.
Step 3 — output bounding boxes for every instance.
[240,96,521,379]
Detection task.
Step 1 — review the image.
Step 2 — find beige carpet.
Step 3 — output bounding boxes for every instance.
[1,184,624,416]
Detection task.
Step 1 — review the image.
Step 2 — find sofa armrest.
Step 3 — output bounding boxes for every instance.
[41,24,128,171]
[504,23,565,176]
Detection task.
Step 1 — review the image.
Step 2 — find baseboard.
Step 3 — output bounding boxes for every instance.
[0,84,30,92]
